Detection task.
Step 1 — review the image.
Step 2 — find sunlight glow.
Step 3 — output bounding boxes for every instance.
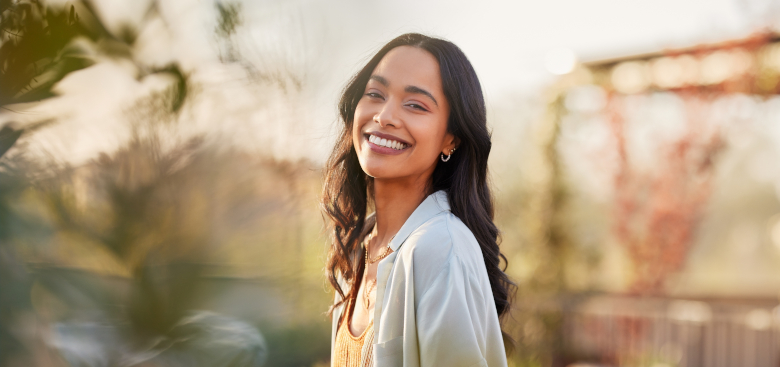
[545,48,577,75]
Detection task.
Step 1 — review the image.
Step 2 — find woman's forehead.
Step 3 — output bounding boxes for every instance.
[371,46,443,96]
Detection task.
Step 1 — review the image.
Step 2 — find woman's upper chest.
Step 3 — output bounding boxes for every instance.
[348,260,380,336]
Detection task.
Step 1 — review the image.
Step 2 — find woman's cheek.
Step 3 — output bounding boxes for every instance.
[352,113,368,149]
[410,120,439,155]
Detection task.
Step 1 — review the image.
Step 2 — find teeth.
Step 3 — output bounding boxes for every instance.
[368,134,406,150]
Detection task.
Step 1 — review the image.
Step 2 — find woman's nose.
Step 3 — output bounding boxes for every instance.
[375,103,400,128]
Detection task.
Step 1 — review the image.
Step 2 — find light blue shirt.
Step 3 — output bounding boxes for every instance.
[331,190,508,367]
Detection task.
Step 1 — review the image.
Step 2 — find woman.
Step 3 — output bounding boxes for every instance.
[322,33,514,367]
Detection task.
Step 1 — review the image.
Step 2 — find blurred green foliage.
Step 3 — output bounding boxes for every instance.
[261,323,331,367]
[0,128,32,367]
[0,0,334,366]
[0,0,89,105]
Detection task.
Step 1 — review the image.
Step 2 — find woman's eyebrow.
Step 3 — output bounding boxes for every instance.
[405,85,438,107]
[370,75,389,86]
[369,75,438,107]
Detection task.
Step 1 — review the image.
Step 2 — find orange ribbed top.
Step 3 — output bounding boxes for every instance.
[333,300,374,367]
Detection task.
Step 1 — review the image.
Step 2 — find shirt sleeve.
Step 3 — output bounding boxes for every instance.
[415,255,492,367]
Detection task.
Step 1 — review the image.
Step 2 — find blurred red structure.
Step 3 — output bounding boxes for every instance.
[589,31,780,294]
[540,31,780,367]
[608,94,724,294]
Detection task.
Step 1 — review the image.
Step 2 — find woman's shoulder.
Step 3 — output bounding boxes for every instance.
[406,211,478,252]
[399,212,485,274]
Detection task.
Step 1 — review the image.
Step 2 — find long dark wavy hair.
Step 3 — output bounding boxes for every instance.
[322,33,515,324]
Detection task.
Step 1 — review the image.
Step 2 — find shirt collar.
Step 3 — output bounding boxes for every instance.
[388,190,450,252]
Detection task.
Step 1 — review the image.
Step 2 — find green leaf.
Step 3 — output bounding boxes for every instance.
[0,125,22,158]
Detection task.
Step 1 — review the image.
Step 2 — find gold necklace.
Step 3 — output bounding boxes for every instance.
[362,271,376,309]
[362,226,392,309]
[363,227,392,265]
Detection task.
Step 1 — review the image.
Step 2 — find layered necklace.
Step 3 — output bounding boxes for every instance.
[362,226,392,309]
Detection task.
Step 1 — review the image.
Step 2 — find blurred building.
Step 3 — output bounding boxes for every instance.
[546,32,780,367]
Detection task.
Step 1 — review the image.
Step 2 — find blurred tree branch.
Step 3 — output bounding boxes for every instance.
[608,93,724,294]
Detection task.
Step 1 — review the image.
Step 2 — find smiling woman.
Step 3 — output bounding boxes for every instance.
[322,33,513,367]
[353,46,455,182]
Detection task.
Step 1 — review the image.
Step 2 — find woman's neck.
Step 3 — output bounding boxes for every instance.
[372,177,429,248]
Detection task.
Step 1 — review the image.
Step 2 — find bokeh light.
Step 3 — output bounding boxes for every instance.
[545,48,578,75]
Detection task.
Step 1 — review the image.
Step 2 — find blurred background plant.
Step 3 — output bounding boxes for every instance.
[0,0,326,366]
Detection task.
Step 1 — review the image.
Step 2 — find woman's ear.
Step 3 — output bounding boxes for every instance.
[442,135,461,155]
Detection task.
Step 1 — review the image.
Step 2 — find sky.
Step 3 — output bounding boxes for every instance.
[2,0,771,165]
[279,0,756,95]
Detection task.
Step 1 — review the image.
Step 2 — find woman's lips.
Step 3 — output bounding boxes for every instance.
[365,133,410,155]
[368,131,411,146]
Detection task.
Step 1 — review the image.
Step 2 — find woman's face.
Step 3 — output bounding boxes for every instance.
[352,46,456,183]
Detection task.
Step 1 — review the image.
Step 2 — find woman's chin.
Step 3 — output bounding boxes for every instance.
[360,163,401,180]
[361,167,389,179]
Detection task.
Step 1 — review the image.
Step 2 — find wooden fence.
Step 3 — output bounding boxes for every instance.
[563,295,780,367]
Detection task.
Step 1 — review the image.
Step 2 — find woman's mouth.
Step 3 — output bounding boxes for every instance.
[365,133,410,155]
[368,134,408,150]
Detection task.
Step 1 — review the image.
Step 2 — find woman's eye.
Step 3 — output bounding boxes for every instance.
[407,103,428,112]
[365,92,383,99]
